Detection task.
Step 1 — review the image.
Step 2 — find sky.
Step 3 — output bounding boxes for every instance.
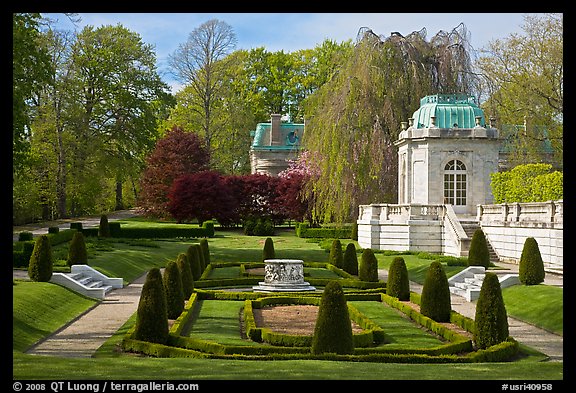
[44,12,547,93]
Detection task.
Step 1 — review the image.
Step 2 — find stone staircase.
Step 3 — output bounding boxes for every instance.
[50,265,123,300]
[448,266,520,302]
[458,219,499,263]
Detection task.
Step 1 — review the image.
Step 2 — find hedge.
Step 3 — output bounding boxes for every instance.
[295,222,352,239]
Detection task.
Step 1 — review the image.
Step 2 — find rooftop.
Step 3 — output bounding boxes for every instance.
[411,94,486,129]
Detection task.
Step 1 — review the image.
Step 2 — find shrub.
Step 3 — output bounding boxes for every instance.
[387,256,410,300]
[70,222,83,231]
[98,214,111,237]
[262,237,275,262]
[176,253,194,299]
[67,231,88,267]
[134,267,169,344]
[519,237,545,285]
[163,260,184,319]
[199,238,210,268]
[474,272,509,349]
[244,217,275,236]
[18,231,33,241]
[311,281,354,355]
[186,245,202,281]
[109,222,122,237]
[468,229,490,268]
[48,226,60,234]
[329,239,344,269]
[359,248,379,282]
[27,235,53,282]
[342,242,359,275]
[351,222,358,241]
[420,261,451,322]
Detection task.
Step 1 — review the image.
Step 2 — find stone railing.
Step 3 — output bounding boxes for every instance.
[477,200,563,227]
[358,203,444,222]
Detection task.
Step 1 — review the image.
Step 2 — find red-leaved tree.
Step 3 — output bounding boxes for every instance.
[138,126,209,217]
[167,171,236,225]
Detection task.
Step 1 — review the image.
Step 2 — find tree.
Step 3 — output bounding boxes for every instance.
[302,24,477,223]
[138,126,210,217]
[67,231,87,267]
[490,163,562,203]
[477,13,563,168]
[359,248,379,282]
[134,267,169,344]
[98,215,110,237]
[311,281,354,355]
[176,253,194,299]
[468,229,490,268]
[474,272,509,349]
[342,242,359,276]
[420,261,452,322]
[28,235,53,282]
[519,237,545,285]
[163,260,184,319]
[167,171,236,225]
[329,239,344,269]
[186,245,203,281]
[387,256,410,300]
[168,19,237,165]
[262,237,276,262]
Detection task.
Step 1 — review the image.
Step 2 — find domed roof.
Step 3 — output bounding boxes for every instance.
[411,94,485,129]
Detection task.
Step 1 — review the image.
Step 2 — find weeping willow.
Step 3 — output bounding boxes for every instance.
[302,24,477,223]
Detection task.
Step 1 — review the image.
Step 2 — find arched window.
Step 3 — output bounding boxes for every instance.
[444,159,467,207]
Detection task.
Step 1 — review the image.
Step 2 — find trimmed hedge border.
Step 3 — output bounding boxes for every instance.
[122,287,519,363]
[81,221,215,239]
[295,222,353,239]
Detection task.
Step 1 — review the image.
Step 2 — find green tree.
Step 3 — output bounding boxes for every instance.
[420,261,452,322]
[262,237,276,262]
[176,253,194,299]
[342,242,359,276]
[134,267,169,344]
[303,24,477,222]
[358,248,378,282]
[519,237,545,285]
[163,260,184,319]
[98,215,110,237]
[478,13,563,168]
[468,229,490,268]
[186,245,202,281]
[28,235,53,282]
[311,281,354,355]
[490,163,562,203]
[387,256,410,300]
[329,239,343,269]
[67,231,87,267]
[474,272,509,349]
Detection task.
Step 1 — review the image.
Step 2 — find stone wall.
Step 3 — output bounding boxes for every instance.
[478,200,563,272]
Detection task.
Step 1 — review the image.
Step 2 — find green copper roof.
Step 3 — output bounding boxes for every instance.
[412,94,485,129]
[251,122,304,149]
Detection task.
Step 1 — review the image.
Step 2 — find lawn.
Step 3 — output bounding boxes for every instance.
[12,221,564,381]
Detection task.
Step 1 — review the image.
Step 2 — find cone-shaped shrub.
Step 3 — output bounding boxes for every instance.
[163,260,184,319]
[474,272,509,349]
[343,243,359,275]
[519,237,545,285]
[28,235,53,282]
[134,268,169,344]
[262,237,275,262]
[329,239,344,269]
[176,253,194,299]
[359,248,379,282]
[420,261,452,322]
[199,238,210,268]
[186,245,202,281]
[196,242,206,273]
[98,214,111,237]
[468,229,490,268]
[311,281,354,355]
[67,231,88,267]
[387,256,410,300]
[351,222,358,241]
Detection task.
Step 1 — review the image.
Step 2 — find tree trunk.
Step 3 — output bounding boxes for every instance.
[115,180,124,210]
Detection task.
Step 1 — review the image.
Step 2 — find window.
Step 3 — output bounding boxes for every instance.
[444,160,466,206]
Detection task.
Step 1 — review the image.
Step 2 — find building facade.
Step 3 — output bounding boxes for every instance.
[249,114,304,176]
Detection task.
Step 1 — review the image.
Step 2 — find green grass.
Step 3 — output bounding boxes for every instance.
[12,222,564,380]
[13,281,97,352]
[502,284,563,335]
